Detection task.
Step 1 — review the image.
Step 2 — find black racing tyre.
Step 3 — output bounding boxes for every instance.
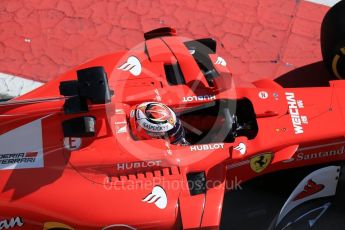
[321,0,345,79]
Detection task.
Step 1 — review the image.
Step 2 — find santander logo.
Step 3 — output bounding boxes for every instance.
[117,56,142,76]
[142,186,168,209]
[293,179,325,201]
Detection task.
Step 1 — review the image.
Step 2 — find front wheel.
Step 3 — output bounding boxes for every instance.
[321,0,345,79]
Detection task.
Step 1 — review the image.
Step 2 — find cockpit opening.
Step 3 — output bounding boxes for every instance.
[127,99,258,145]
[177,98,258,144]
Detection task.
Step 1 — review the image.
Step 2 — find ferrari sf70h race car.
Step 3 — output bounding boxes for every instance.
[1,1,345,230]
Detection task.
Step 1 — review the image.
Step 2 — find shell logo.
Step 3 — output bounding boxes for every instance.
[43,222,74,230]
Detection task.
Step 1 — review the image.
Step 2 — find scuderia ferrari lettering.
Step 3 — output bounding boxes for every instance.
[0,217,23,230]
[0,118,44,170]
[0,152,38,165]
[285,92,308,134]
[182,95,216,102]
[190,143,224,151]
[116,160,162,171]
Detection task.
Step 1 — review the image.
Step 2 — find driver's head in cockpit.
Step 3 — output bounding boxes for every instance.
[129,102,189,145]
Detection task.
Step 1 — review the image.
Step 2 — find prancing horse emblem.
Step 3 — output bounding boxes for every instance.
[250,153,272,173]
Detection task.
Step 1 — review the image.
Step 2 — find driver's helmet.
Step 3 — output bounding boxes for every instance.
[129,102,185,144]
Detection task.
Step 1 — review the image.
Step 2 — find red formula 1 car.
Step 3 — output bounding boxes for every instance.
[1,2,345,230]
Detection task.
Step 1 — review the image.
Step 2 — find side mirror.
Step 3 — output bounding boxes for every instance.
[59,66,113,114]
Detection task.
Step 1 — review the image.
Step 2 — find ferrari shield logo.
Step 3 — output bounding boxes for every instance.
[250,153,272,173]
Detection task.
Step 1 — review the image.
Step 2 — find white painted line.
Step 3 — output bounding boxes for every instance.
[305,0,341,7]
[297,140,345,151]
[0,73,43,99]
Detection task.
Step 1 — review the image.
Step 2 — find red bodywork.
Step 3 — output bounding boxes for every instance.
[1,28,345,229]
